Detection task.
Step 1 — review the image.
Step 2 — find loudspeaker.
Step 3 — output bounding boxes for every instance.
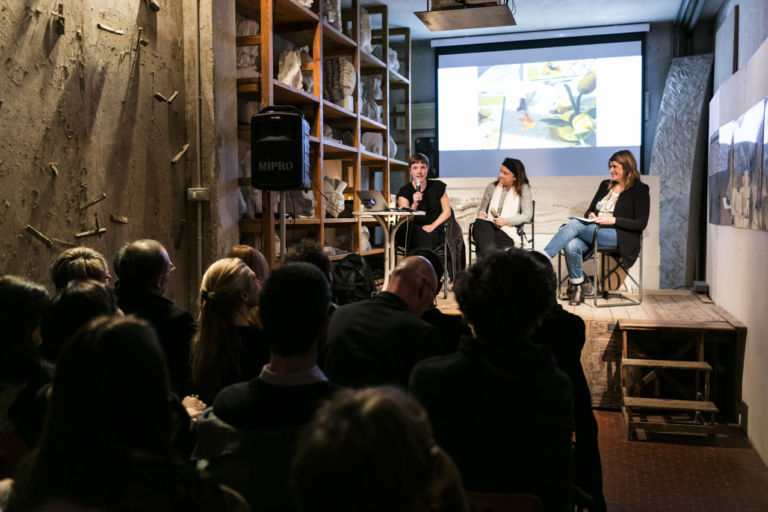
[251,105,311,191]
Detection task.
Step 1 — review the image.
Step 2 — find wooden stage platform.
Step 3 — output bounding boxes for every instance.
[436,290,746,420]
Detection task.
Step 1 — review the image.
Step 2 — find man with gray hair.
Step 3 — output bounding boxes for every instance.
[115,239,195,394]
[324,256,442,388]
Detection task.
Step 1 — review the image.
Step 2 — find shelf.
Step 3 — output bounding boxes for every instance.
[329,252,352,262]
[389,69,409,85]
[361,149,386,163]
[235,2,411,267]
[361,248,385,257]
[389,158,409,169]
[322,21,356,52]
[237,78,260,101]
[274,0,318,24]
[359,50,386,72]
[323,139,357,159]
[361,115,386,130]
[273,79,320,106]
[323,99,356,120]
[236,35,262,47]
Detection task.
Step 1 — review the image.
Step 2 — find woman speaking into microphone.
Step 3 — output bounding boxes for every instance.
[396,153,452,251]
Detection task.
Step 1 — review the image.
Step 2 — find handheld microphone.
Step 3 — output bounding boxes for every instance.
[415,179,422,191]
[490,208,498,218]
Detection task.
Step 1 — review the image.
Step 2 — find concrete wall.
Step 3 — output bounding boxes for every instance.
[708,2,768,466]
[0,0,239,310]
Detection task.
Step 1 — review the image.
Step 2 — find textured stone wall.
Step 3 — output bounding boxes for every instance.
[0,1,240,309]
[649,54,714,289]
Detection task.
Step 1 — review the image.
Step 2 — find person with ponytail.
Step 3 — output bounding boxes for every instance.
[189,258,268,403]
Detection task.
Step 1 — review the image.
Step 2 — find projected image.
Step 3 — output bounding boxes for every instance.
[475,59,598,149]
[437,39,643,177]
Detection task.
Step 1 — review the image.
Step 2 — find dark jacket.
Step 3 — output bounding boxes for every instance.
[585,179,650,270]
[115,285,196,395]
[324,292,442,388]
[410,336,574,512]
[533,305,605,511]
[192,377,340,512]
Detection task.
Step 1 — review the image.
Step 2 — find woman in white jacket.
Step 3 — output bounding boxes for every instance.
[474,158,533,257]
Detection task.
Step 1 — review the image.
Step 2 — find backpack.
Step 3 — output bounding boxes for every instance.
[331,253,377,305]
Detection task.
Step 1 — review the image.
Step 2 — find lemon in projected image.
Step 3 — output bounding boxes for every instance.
[542,70,597,146]
[478,95,505,149]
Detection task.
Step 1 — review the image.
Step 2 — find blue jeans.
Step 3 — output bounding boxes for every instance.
[543,219,617,283]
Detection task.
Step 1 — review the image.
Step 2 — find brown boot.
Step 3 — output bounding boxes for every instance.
[568,283,585,306]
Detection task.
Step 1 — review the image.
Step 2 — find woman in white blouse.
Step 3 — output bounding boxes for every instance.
[474,158,533,257]
[542,150,650,305]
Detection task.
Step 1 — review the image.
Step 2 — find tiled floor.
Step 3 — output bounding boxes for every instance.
[597,410,768,511]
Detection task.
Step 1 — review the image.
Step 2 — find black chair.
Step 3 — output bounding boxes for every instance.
[395,222,450,300]
[556,225,643,307]
[468,200,535,265]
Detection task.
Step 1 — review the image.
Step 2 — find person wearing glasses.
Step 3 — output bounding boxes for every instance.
[115,239,196,395]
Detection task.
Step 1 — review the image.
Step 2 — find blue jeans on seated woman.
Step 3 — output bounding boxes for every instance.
[543,218,617,284]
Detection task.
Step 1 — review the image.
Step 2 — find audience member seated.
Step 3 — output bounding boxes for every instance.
[193,262,339,511]
[50,247,111,293]
[324,256,442,388]
[408,248,471,354]
[40,280,118,362]
[474,158,533,257]
[189,257,267,403]
[529,251,605,511]
[410,250,574,512]
[0,277,51,477]
[228,245,270,327]
[291,386,468,512]
[396,153,452,251]
[5,316,248,512]
[542,149,650,305]
[114,239,196,395]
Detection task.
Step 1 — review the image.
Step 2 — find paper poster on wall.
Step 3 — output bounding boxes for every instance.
[731,100,764,229]
[708,122,733,226]
[762,98,768,231]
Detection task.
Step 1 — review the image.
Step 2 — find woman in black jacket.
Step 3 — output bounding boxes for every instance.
[543,150,650,305]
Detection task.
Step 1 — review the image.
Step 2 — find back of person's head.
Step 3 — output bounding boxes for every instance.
[528,251,558,307]
[386,256,437,316]
[117,239,169,290]
[228,244,270,282]
[609,149,641,188]
[259,262,330,356]
[407,248,444,296]
[283,240,332,284]
[0,275,49,382]
[9,315,171,510]
[40,280,119,362]
[50,247,110,292]
[292,386,439,512]
[454,249,554,341]
[190,258,256,391]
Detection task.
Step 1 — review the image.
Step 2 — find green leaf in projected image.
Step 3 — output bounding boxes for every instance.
[540,118,572,127]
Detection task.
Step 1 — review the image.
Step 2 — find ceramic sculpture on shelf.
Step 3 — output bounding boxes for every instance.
[236,14,259,80]
[360,226,372,252]
[323,177,347,218]
[323,0,341,30]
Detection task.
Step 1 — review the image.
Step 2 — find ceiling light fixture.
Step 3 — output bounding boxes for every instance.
[414,0,517,32]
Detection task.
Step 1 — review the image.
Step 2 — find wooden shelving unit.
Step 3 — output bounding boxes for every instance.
[235,0,411,267]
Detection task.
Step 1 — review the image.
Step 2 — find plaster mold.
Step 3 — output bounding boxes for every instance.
[649,54,714,289]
